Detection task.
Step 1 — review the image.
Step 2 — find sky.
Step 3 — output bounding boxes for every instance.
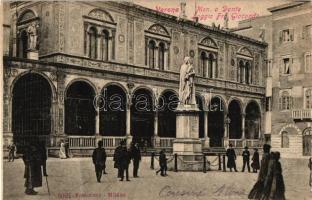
[132,0,294,28]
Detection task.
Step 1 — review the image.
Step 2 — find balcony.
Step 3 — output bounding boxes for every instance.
[292,109,312,120]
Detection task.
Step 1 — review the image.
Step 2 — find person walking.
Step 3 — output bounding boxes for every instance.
[113,141,123,178]
[309,157,312,192]
[130,143,141,178]
[251,148,260,173]
[92,141,107,183]
[248,144,271,199]
[242,146,251,172]
[8,143,16,162]
[226,144,238,172]
[156,150,167,176]
[23,143,43,195]
[119,143,131,181]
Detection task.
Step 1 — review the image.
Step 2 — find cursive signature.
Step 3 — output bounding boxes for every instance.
[159,185,208,197]
[213,184,247,196]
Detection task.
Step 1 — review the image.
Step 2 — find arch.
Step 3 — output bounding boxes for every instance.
[244,100,262,114]
[12,73,52,147]
[17,9,37,23]
[208,96,225,147]
[238,47,253,57]
[302,127,312,156]
[228,100,242,139]
[102,82,128,96]
[10,71,57,101]
[245,101,261,139]
[65,78,97,97]
[131,88,155,146]
[158,90,179,137]
[65,81,96,135]
[196,95,205,138]
[88,8,114,23]
[200,36,218,48]
[148,24,170,36]
[278,123,301,135]
[99,84,127,136]
[207,95,227,113]
[281,131,289,148]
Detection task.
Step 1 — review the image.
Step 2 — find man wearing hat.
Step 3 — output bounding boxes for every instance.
[242,146,251,172]
[92,141,107,182]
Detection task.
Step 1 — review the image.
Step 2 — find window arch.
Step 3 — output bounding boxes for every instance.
[200,51,208,77]
[305,89,312,109]
[279,91,292,110]
[101,30,109,61]
[158,42,165,70]
[88,27,97,59]
[281,131,289,148]
[148,40,156,68]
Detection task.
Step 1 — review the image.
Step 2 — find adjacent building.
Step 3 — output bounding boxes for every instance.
[2,1,267,155]
[234,1,312,157]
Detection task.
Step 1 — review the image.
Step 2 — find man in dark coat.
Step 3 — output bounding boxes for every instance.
[23,143,43,195]
[226,144,237,172]
[130,143,141,178]
[114,141,124,178]
[242,146,251,172]
[119,143,131,181]
[248,144,271,199]
[156,150,167,176]
[92,141,107,182]
[251,148,260,173]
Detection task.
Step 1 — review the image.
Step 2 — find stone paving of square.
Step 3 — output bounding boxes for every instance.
[3,156,311,200]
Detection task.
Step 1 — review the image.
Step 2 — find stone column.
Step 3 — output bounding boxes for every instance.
[204,111,210,147]
[126,101,132,146]
[223,113,230,147]
[155,46,159,69]
[96,107,100,135]
[242,113,246,146]
[85,29,90,57]
[145,38,149,66]
[164,48,169,71]
[56,71,66,146]
[154,110,160,147]
[108,35,113,61]
[97,35,102,60]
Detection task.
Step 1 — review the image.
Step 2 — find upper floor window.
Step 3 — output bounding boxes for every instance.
[16,9,39,58]
[302,25,312,39]
[279,91,292,110]
[305,89,312,109]
[198,36,218,78]
[84,9,116,60]
[88,27,97,59]
[305,52,312,73]
[279,29,294,43]
[237,59,252,84]
[200,51,217,78]
[281,131,289,148]
[145,24,170,70]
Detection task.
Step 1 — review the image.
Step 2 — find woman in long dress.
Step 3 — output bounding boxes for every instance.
[59,141,67,159]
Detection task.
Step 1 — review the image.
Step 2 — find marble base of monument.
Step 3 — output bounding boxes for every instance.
[27,50,39,60]
[172,104,204,171]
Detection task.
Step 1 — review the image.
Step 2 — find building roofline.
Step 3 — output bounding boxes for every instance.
[230,26,253,32]
[115,2,267,47]
[268,1,307,12]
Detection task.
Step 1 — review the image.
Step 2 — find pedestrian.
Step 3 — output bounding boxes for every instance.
[119,142,131,181]
[242,146,251,172]
[59,140,67,159]
[156,150,167,176]
[309,157,312,192]
[23,143,43,195]
[114,141,123,178]
[39,142,48,176]
[261,152,276,199]
[130,142,141,178]
[8,143,16,162]
[92,141,107,183]
[251,148,260,173]
[226,143,238,172]
[248,144,271,199]
[265,151,286,200]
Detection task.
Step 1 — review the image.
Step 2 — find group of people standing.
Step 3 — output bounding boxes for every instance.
[248,144,285,200]
[226,144,260,173]
[92,140,141,182]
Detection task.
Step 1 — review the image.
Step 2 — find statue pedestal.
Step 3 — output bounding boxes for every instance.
[172,104,204,171]
[27,49,39,60]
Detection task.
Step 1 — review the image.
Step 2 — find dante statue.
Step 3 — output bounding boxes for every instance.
[179,57,196,105]
[27,22,39,50]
